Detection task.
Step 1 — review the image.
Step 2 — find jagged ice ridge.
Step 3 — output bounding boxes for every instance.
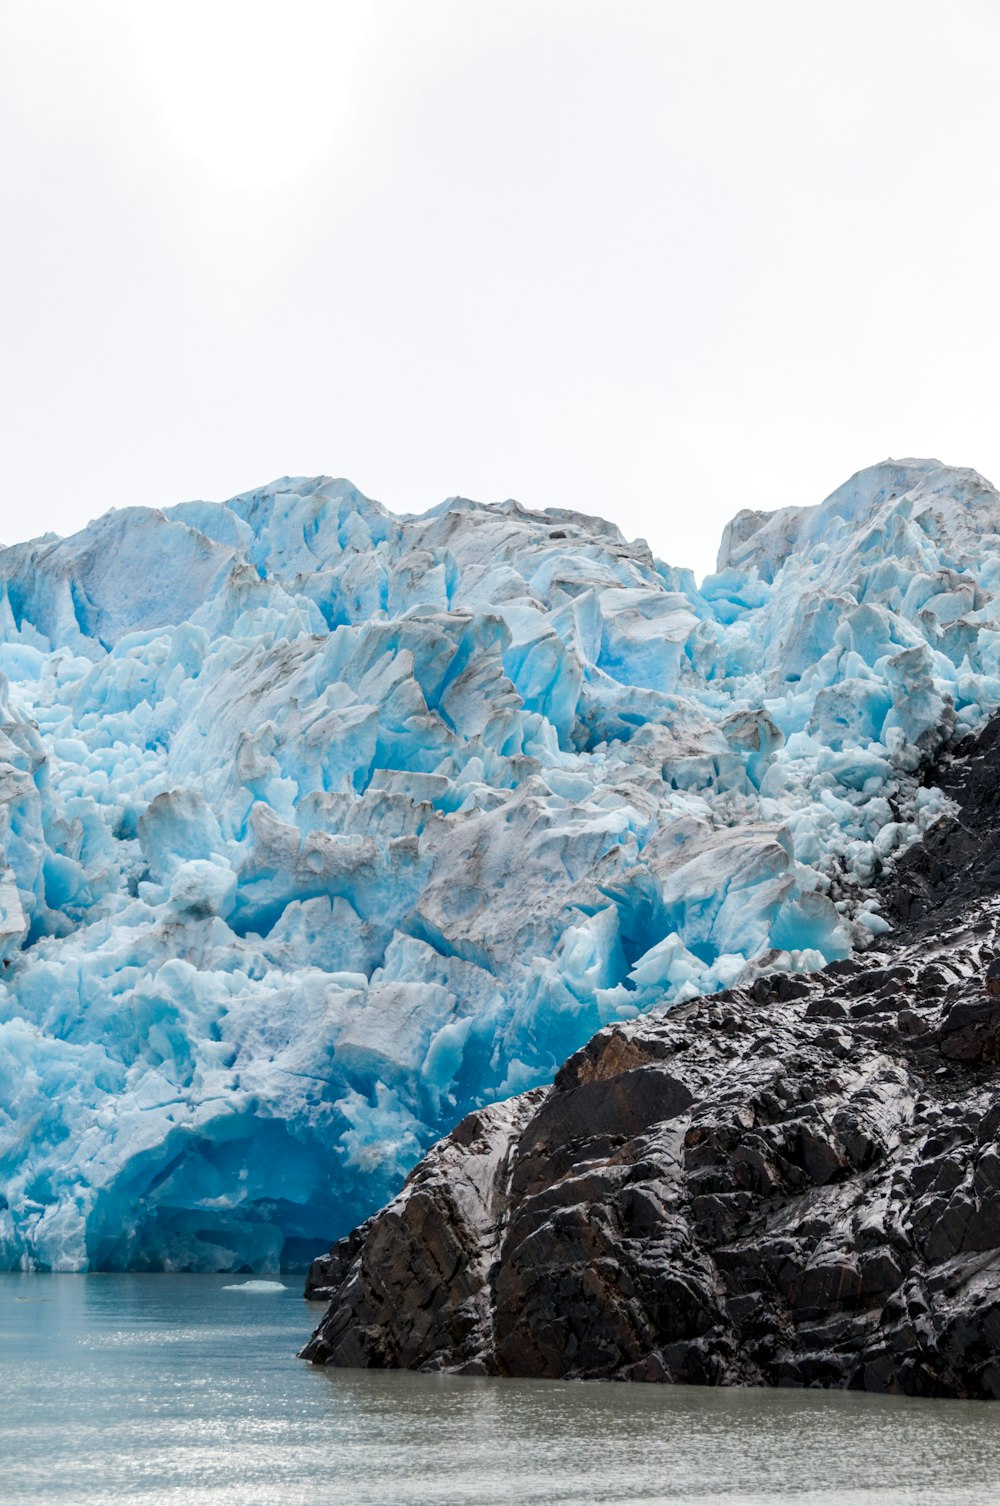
[1,458,999,1272]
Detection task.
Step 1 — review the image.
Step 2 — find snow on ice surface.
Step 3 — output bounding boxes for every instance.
[2,458,1000,1272]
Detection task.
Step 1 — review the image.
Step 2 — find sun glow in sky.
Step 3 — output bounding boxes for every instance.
[124,3,372,194]
[2,1,999,579]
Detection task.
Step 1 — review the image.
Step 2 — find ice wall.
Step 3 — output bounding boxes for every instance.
[2,458,999,1271]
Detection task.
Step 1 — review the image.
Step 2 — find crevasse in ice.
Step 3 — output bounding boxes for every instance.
[1,457,999,1271]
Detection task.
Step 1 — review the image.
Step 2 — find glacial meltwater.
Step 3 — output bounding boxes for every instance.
[2,1275,999,1506]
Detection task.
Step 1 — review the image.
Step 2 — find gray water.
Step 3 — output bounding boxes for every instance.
[1,1275,999,1506]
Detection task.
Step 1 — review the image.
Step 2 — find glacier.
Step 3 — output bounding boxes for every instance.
[2,456,1000,1272]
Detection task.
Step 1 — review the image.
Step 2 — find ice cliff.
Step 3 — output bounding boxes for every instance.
[2,457,1000,1272]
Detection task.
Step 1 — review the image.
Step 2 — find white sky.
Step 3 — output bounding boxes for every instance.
[2,0,998,580]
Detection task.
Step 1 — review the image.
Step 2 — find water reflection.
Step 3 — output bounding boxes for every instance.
[0,1273,997,1506]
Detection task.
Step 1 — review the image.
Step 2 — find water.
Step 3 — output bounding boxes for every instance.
[1,1274,999,1506]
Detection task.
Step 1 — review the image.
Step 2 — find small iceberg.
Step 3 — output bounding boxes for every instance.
[222,1279,287,1292]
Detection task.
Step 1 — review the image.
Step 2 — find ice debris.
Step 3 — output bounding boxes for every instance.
[1,457,999,1272]
[222,1279,287,1292]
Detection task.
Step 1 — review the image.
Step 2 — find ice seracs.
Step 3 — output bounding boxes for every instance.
[1,459,999,1272]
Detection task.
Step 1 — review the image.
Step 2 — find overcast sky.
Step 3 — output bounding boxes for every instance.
[2,1,998,579]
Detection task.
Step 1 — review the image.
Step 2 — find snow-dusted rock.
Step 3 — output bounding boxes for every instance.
[1,459,999,1271]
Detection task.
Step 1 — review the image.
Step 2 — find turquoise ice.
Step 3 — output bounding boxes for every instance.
[1,458,998,1270]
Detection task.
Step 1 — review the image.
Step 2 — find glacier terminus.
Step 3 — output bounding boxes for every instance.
[1,457,999,1273]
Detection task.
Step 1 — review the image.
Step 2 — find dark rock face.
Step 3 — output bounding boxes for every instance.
[882,713,1000,929]
[302,720,1000,1397]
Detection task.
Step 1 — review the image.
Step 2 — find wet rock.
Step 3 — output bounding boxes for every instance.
[938,997,1000,1063]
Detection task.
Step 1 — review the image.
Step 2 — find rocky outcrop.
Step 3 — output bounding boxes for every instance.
[302,718,1000,1397]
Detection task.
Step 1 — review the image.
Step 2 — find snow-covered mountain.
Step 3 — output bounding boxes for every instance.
[1,457,999,1272]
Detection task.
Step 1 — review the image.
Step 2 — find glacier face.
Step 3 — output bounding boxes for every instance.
[1,457,1000,1272]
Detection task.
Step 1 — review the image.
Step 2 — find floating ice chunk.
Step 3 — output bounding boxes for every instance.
[222,1279,287,1292]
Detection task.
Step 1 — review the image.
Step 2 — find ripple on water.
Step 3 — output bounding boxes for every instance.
[0,1273,998,1506]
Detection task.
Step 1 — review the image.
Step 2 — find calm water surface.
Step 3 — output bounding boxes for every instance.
[1,1273,999,1506]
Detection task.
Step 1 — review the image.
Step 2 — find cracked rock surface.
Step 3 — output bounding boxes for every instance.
[302,715,1000,1396]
